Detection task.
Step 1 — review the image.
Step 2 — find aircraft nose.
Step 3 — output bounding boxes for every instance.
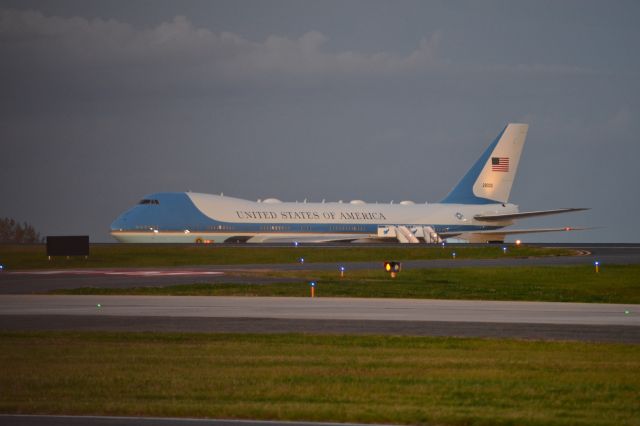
[110,212,129,231]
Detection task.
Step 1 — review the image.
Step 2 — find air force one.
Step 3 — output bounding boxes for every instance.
[110,123,588,244]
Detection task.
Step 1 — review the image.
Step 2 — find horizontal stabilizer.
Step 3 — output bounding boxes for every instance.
[441,227,590,243]
[442,227,588,238]
[474,208,589,222]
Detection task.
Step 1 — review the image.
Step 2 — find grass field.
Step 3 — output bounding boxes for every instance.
[0,243,572,270]
[54,264,640,304]
[1,332,638,426]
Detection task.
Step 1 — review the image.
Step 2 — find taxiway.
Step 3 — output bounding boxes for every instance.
[1,295,638,343]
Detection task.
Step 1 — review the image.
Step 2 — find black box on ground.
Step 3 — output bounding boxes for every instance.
[46,236,90,257]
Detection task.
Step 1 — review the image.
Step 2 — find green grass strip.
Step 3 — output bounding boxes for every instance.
[1,331,638,426]
[54,264,640,304]
[1,244,571,270]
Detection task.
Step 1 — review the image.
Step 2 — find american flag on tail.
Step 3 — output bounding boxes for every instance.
[491,157,509,172]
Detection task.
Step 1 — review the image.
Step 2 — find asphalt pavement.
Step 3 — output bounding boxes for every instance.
[1,295,638,343]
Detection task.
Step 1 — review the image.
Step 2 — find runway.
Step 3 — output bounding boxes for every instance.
[1,295,638,343]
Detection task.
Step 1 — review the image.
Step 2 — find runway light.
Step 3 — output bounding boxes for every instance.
[441,242,446,248]
[96,303,101,308]
[625,310,630,315]
[594,260,600,273]
[452,252,456,259]
[502,246,507,254]
[383,261,401,278]
[299,257,305,264]
[515,239,522,246]
[293,241,299,247]
[0,264,4,271]
[339,266,345,278]
[309,281,316,298]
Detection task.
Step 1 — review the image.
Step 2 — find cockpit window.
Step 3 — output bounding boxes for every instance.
[139,199,160,205]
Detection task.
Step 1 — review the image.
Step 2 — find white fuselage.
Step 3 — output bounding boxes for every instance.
[110,192,516,243]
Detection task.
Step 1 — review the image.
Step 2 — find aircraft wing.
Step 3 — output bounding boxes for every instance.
[443,227,586,237]
[441,227,589,242]
[473,208,589,222]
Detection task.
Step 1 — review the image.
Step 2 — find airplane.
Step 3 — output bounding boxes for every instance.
[110,123,588,244]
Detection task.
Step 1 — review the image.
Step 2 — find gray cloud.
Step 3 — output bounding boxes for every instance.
[2,7,598,98]
[0,9,442,89]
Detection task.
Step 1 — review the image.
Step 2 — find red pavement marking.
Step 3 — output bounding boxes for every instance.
[7,270,224,277]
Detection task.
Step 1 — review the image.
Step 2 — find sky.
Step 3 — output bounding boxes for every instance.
[1,0,639,243]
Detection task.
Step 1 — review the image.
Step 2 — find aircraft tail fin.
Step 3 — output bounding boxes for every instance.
[441,123,528,204]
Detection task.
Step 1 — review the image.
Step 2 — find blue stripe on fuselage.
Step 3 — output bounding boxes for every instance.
[110,193,501,235]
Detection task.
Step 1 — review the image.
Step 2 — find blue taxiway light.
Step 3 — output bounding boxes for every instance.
[309,281,316,287]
